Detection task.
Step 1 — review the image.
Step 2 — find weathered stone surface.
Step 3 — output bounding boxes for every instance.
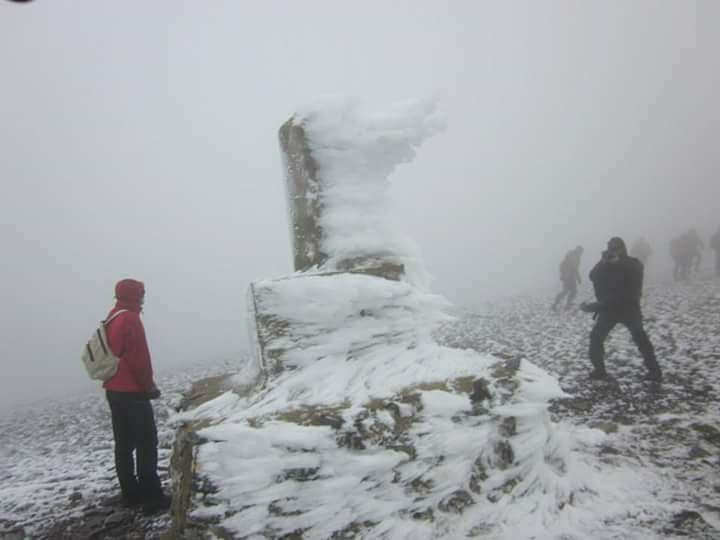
[498,416,517,437]
[691,422,720,446]
[493,440,515,469]
[178,374,232,411]
[664,509,715,537]
[103,510,131,527]
[167,427,199,538]
[688,445,711,459]
[0,529,25,540]
[470,378,492,403]
[438,489,474,514]
[334,255,405,282]
[278,119,326,272]
[589,421,619,434]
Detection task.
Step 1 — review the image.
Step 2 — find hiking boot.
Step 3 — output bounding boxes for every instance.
[118,490,143,508]
[121,495,143,509]
[644,370,662,383]
[589,369,608,380]
[142,493,172,515]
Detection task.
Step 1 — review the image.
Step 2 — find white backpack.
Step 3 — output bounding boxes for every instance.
[82,310,128,381]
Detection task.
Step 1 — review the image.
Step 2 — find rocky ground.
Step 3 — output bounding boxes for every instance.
[439,277,720,538]
[2,278,719,539]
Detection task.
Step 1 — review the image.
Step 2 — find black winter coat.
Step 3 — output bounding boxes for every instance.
[589,255,644,311]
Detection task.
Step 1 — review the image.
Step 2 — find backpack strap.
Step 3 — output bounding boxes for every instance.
[102,309,129,326]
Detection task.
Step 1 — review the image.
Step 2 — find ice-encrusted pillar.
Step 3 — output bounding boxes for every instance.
[278,100,443,280]
[278,120,327,272]
[251,99,445,377]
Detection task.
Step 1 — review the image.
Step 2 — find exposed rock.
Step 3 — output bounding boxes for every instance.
[438,489,474,514]
[689,445,711,459]
[469,378,492,403]
[0,528,25,540]
[498,416,517,437]
[282,467,320,482]
[469,456,489,494]
[599,445,620,456]
[493,440,515,469]
[589,421,619,434]
[278,119,326,272]
[664,509,715,537]
[691,423,720,446]
[178,374,232,411]
[337,431,366,451]
[103,509,131,527]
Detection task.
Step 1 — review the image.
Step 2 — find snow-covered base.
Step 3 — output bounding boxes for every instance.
[3,281,717,538]
[175,273,665,539]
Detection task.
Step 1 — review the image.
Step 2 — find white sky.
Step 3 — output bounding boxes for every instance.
[1,0,719,409]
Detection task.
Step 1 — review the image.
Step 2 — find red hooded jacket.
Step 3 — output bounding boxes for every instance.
[103,279,156,393]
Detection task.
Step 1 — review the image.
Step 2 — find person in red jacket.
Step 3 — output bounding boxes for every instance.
[104,278,170,513]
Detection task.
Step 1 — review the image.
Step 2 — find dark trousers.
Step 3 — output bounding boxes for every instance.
[589,308,660,375]
[553,278,577,309]
[106,391,162,501]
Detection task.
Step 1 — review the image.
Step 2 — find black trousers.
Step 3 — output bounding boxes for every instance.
[589,307,660,375]
[106,391,162,501]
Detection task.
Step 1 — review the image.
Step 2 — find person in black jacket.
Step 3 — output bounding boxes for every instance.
[582,237,662,382]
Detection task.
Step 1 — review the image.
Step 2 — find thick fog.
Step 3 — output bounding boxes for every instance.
[1,1,719,410]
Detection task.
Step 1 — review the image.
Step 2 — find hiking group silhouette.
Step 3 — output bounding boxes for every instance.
[552,227,720,384]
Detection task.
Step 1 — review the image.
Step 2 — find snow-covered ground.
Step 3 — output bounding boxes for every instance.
[1,280,719,539]
[167,276,717,540]
[0,358,235,539]
[440,277,720,539]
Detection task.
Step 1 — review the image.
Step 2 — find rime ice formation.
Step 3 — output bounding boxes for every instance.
[279,98,444,280]
[170,100,662,539]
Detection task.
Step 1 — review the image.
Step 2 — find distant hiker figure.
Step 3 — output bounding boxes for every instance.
[670,232,696,282]
[552,246,583,311]
[670,236,685,281]
[710,226,720,278]
[581,237,662,382]
[630,237,652,266]
[103,279,171,514]
[686,228,704,273]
